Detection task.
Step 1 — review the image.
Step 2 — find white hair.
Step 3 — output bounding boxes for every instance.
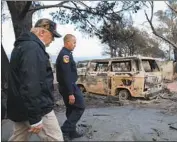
[30,27,44,36]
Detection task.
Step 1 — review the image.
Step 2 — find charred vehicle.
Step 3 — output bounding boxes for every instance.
[76,56,163,100]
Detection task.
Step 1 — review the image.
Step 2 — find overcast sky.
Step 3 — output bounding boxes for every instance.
[2,1,167,58]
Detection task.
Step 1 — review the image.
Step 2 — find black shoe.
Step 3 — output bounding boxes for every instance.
[70,131,84,139]
[63,133,71,142]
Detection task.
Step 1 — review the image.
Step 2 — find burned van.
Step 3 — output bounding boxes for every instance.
[76,56,163,100]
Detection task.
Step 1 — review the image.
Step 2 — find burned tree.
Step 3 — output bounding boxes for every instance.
[96,17,165,58]
[4,1,145,39]
[145,1,177,61]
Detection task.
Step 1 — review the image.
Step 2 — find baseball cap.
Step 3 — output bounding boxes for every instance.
[34,18,61,38]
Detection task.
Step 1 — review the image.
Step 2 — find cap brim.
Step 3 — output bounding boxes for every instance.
[53,31,62,38]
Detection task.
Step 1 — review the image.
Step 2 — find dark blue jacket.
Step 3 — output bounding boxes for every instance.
[7,32,54,125]
[56,47,78,96]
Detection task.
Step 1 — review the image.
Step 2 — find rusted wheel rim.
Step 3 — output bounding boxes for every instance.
[119,90,129,100]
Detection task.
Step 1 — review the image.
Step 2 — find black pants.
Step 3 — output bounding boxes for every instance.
[1,91,7,120]
[59,84,85,133]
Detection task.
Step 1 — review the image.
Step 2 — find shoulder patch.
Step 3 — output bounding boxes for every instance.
[63,55,70,63]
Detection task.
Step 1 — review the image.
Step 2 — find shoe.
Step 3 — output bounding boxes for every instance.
[63,133,71,142]
[69,131,84,139]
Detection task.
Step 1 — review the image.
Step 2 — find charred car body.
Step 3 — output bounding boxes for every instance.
[76,56,163,100]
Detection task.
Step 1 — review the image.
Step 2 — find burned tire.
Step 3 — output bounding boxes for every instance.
[118,89,130,101]
[78,85,86,93]
[145,94,150,100]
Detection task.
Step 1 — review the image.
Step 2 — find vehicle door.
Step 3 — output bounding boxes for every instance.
[141,59,162,91]
[85,61,109,95]
[110,60,133,94]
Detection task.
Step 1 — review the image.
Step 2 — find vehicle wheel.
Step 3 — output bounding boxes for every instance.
[78,85,85,93]
[145,94,150,100]
[118,90,130,101]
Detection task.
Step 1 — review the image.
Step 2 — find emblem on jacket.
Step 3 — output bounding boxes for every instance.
[63,55,69,63]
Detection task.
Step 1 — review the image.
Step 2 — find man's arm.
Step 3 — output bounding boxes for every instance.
[20,42,42,125]
[59,54,73,96]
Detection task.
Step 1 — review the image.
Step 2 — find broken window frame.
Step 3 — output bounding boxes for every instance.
[95,62,109,72]
[77,61,89,68]
[142,59,160,72]
[111,60,132,72]
[88,61,97,72]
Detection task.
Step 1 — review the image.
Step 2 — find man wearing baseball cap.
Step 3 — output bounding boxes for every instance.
[34,18,62,38]
[7,18,63,141]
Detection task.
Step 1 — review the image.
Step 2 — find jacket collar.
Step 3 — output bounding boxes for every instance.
[63,47,72,53]
[30,33,46,50]
[31,32,50,58]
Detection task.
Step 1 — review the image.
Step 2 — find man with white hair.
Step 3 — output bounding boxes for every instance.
[7,18,64,141]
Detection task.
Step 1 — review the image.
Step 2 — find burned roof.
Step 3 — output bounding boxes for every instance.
[77,56,158,63]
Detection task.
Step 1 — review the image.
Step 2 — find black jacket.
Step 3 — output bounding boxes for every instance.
[7,32,54,125]
[56,47,78,96]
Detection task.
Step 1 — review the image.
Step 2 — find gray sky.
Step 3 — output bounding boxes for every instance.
[2,1,167,58]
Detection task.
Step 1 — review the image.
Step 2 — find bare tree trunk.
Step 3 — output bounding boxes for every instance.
[130,47,132,56]
[7,1,33,39]
[174,48,177,61]
[118,48,122,57]
[145,1,177,51]
[113,49,116,57]
[169,46,171,60]
[109,44,114,58]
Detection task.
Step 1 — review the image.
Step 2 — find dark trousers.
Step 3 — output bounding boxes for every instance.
[59,84,85,133]
[1,91,7,120]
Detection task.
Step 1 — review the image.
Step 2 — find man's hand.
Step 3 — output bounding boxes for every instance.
[69,95,75,105]
[28,124,43,134]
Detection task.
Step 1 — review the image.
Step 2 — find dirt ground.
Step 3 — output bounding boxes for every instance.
[44,80,177,141]
[2,81,177,141]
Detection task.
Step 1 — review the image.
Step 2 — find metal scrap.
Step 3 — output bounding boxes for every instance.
[169,125,177,131]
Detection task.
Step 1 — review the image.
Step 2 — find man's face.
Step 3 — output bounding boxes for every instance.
[42,29,54,47]
[67,37,76,51]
